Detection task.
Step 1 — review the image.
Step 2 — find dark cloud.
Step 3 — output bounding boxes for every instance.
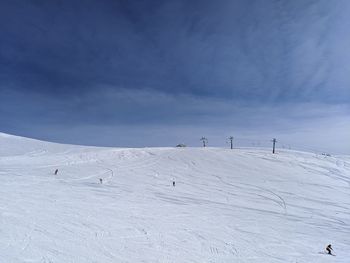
[1,0,348,99]
[0,0,349,152]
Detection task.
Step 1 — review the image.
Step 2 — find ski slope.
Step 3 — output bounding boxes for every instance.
[0,132,349,263]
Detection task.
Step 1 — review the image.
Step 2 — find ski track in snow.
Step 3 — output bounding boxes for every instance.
[0,134,349,262]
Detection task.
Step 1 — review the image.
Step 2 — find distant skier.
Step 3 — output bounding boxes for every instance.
[326,244,333,255]
[54,169,58,175]
[99,178,103,184]
[172,181,175,187]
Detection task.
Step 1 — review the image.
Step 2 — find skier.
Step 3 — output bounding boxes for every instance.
[99,178,103,184]
[172,181,175,187]
[54,169,58,175]
[326,244,333,255]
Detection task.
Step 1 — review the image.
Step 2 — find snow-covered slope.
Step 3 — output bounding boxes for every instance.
[0,133,349,262]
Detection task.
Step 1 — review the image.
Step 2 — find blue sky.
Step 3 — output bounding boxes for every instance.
[0,0,349,153]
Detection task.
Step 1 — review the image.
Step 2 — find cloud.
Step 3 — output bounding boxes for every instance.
[1,87,348,153]
[1,0,349,102]
[0,0,349,153]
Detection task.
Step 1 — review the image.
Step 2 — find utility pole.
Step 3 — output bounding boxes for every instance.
[272,138,277,154]
[200,137,208,147]
[229,136,234,149]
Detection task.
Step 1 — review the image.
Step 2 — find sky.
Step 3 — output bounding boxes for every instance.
[0,0,349,154]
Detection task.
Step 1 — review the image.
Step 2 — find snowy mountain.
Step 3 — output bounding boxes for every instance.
[0,132,349,262]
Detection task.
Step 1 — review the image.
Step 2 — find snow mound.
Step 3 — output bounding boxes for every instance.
[0,133,349,262]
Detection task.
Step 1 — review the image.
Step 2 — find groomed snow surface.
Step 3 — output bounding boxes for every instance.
[0,133,349,262]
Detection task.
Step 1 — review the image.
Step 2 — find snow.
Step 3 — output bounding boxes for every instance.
[0,133,349,262]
